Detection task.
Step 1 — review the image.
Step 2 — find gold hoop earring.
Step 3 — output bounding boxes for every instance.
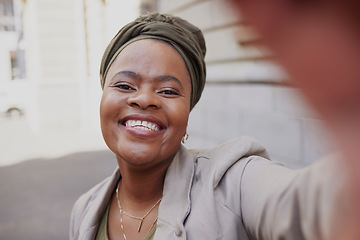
[182,133,189,144]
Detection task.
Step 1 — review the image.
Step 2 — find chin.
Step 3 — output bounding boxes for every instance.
[116,144,159,164]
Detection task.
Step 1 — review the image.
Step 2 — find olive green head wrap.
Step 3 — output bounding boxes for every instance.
[100,12,207,110]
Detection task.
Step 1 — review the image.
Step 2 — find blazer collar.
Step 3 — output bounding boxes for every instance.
[78,168,120,240]
[155,145,196,239]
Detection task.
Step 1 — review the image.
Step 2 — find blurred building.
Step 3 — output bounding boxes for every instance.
[0,0,28,116]
[157,0,333,168]
[0,0,144,134]
[0,0,332,168]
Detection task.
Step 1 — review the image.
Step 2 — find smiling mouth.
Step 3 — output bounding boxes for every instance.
[124,120,161,132]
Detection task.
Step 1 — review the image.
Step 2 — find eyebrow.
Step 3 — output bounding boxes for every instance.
[155,75,184,90]
[111,70,184,89]
[111,70,141,81]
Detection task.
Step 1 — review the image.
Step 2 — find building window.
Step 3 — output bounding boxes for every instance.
[10,50,26,80]
[0,0,15,31]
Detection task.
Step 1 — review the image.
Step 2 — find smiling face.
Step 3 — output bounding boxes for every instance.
[100,39,192,169]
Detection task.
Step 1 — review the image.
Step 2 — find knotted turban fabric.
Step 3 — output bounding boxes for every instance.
[99,12,207,110]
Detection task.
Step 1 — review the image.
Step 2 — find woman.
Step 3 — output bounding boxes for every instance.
[70,13,344,240]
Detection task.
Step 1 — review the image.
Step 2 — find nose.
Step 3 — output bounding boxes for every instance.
[126,87,162,110]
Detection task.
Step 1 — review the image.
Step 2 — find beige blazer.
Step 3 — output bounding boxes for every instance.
[70,136,342,240]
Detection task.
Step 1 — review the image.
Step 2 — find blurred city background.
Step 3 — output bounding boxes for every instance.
[0,0,334,239]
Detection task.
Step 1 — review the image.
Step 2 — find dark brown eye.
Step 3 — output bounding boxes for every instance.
[114,83,135,90]
[159,89,179,95]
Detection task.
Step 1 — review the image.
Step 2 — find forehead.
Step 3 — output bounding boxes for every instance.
[106,39,190,82]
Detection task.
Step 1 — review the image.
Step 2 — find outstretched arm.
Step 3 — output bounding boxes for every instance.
[228,0,360,238]
[241,156,345,240]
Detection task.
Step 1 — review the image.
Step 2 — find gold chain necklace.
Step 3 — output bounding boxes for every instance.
[116,182,162,240]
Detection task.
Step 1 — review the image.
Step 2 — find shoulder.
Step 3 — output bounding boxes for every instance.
[71,174,112,219]
[190,136,271,187]
[181,137,274,235]
[192,136,270,162]
[70,168,120,240]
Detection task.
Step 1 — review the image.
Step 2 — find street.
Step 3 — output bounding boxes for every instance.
[0,149,117,240]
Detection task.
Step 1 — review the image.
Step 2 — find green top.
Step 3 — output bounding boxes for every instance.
[95,203,156,240]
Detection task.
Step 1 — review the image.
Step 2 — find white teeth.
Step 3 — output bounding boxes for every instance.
[125,120,160,131]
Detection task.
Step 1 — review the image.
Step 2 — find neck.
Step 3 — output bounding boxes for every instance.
[116,157,171,206]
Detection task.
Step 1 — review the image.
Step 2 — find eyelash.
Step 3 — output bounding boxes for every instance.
[112,83,180,96]
[114,83,135,91]
[158,89,180,96]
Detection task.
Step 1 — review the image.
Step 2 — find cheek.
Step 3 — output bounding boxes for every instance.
[100,89,121,114]
[99,93,119,131]
[99,95,110,123]
[99,96,111,138]
[99,93,123,152]
[172,102,190,130]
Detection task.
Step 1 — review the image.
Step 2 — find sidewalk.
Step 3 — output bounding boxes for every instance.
[0,116,108,166]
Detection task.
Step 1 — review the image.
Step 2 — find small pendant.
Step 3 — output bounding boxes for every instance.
[138,219,143,232]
